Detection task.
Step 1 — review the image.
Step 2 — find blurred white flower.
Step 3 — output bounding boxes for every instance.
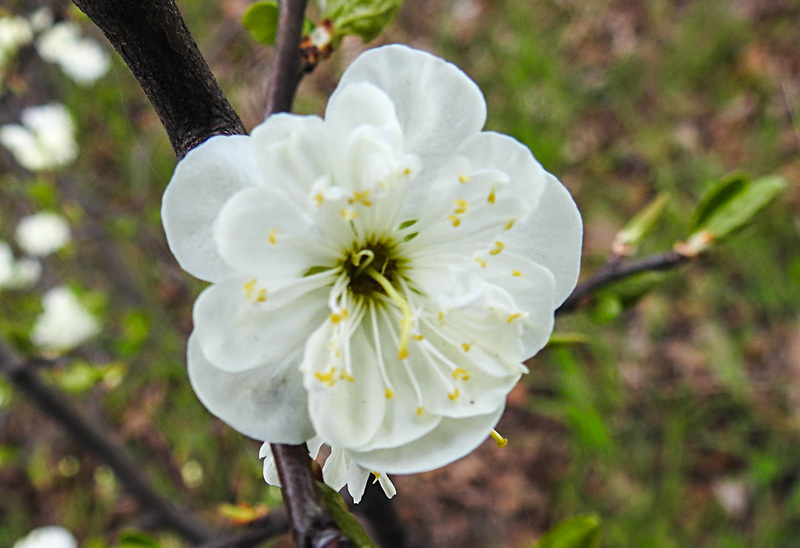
[32,286,99,353]
[28,8,55,33]
[0,103,78,171]
[0,241,41,289]
[16,211,71,256]
[0,16,33,72]
[36,21,110,85]
[164,44,582,497]
[13,526,77,548]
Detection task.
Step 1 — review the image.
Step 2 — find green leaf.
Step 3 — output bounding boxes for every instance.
[243,1,280,45]
[613,193,669,255]
[588,294,622,324]
[317,481,379,547]
[118,530,161,548]
[688,173,785,245]
[324,0,402,42]
[535,515,602,548]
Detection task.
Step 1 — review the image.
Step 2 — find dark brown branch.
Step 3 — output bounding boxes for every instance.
[556,250,691,315]
[0,342,214,543]
[272,445,352,547]
[265,0,311,117]
[71,0,246,158]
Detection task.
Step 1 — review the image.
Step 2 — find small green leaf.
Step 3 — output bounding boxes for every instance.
[588,294,623,324]
[398,219,417,230]
[687,173,785,247]
[613,193,669,255]
[119,530,161,548]
[243,1,280,45]
[535,514,602,548]
[324,0,402,42]
[317,481,379,547]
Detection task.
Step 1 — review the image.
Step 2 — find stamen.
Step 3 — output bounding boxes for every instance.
[511,270,524,277]
[504,219,515,231]
[351,249,375,278]
[448,388,460,400]
[416,406,424,416]
[490,429,508,448]
[461,343,471,352]
[453,199,468,214]
[487,189,496,204]
[372,472,381,484]
[489,241,505,255]
[369,303,394,395]
[507,313,522,323]
[350,190,372,206]
[458,173,471,183]
[385,388,394,399]
[379,306,425,412]
[448,215,461,227]
[366,268,413,360]
[314,192,324,207]
[452,368,470,380]
[475,257,487,268]
[268,229,278,244]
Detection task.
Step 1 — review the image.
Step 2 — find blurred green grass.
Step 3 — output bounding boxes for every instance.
[1,0,799,546]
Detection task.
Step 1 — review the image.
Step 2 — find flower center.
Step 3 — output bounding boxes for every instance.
[342,241,404,297]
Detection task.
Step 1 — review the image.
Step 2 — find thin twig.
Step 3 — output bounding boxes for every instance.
[0,341,214,543]
[265,0,311,117]
[556,250,691,315]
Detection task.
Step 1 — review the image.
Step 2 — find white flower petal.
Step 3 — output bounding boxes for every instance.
[505,173,583,305]
[337,45,486,166]
[162,135,261,282]
[31,287,99,353]
[194,276,331,372]
[214,186,338,279]
[251,113,332,208]
[351,405,505,474]
[188,334,314,443]
[304,323,387,449]
[13,526,76,548]
[326,82,401,144]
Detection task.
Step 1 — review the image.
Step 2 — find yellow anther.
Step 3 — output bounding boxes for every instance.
[385,388,394,399]
[366,268,413,361]
[504,219,516,231]
[490,429,508,448]
[340,372,355,382]
[412,334,424,341]
[256,289,267,303]
[243,279,257,299]
[507,313,522,323]
[453,368,470,381]
[340,208,358,220]
[437,311,445,324]
[403,167,411,175]
[268,229,277,245]
[489,241,505,256]
[350,190,372,206]
[453,199,468,214]
[314,192,324,207]
[475,257,487,268]
[448,215,461,227]
[330,310,348,324]
[448,388,460,401]
[458,173,471,183]
[512,270,524,277]
[314,370,337,387]
[461,343,471,352]
[487,189,496,204]
[416,406,424,416]
[372,472,381,484]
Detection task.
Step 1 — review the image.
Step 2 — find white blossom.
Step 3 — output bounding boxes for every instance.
[16,211,71,256]
[260,439,396,503]
[0,103,78,171]
[0,16,33,73]
[13,526,77,548]
[162,45,582,494]
[32,286,99,353]
[36,21,110,85]
[0,241,41,289]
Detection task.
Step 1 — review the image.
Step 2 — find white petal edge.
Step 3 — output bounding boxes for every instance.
[162,135,261,282]
[505,173,583,305]
[188,334,314,443]
[350,405,505,474]
[337,45,486,167]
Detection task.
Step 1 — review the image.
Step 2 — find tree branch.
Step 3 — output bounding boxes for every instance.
[556,250,691,315]
[71,0,246,158]
[265,0,311,117]
[0,341,214,543]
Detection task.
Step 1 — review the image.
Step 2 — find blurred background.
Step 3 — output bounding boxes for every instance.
[0,0,799,546]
